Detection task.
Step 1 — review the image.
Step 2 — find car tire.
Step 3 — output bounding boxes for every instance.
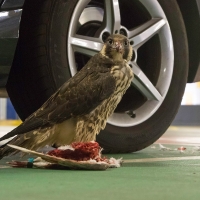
[7,0,188,153]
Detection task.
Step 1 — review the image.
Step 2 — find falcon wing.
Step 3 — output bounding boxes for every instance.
[0,54,116,142]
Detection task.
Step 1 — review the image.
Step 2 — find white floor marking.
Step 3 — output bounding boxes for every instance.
[123,156,200,163]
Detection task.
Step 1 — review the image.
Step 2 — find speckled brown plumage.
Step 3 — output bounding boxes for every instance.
[0,34,134,158]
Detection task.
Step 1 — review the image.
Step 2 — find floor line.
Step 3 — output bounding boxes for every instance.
[123,156,200,163]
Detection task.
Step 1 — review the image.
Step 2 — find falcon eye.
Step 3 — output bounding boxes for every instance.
[124,40,129,46]
[108,39,113,45]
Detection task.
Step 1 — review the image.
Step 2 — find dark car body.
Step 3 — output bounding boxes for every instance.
[0,0,24,91]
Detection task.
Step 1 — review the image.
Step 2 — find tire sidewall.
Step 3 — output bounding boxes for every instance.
[49,0,79,88]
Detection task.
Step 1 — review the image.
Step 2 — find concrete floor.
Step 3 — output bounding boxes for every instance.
[0,124,200,200]
[1,124,200,146]
[156,126,200,146]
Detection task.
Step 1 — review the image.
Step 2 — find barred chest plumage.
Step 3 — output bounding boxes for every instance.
[75,62,133,142]
[102,62,134,118]
[111,63,134,95]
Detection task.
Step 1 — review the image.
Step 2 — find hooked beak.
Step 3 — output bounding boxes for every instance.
[114,41,123,53]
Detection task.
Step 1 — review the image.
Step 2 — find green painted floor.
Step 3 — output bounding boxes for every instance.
[1,143,200,200]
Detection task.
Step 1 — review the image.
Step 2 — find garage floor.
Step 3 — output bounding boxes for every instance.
[0,124,200,200]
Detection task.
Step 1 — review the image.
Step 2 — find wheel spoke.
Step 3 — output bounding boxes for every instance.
[69,35,103,57]
[102,0,121,34]
[128,18,166,48]
[131,62,163,101]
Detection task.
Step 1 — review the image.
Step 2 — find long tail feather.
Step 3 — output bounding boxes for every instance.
[0,128,54,159]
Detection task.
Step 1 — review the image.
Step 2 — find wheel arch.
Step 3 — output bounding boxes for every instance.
[176,0,200,82]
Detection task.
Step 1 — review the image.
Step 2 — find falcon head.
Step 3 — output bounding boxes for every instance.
[100,34,133,62]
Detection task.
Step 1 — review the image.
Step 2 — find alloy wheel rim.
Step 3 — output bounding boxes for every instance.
[68,0,174,127]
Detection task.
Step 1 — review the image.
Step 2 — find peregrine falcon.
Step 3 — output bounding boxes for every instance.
[0,34,134,158]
